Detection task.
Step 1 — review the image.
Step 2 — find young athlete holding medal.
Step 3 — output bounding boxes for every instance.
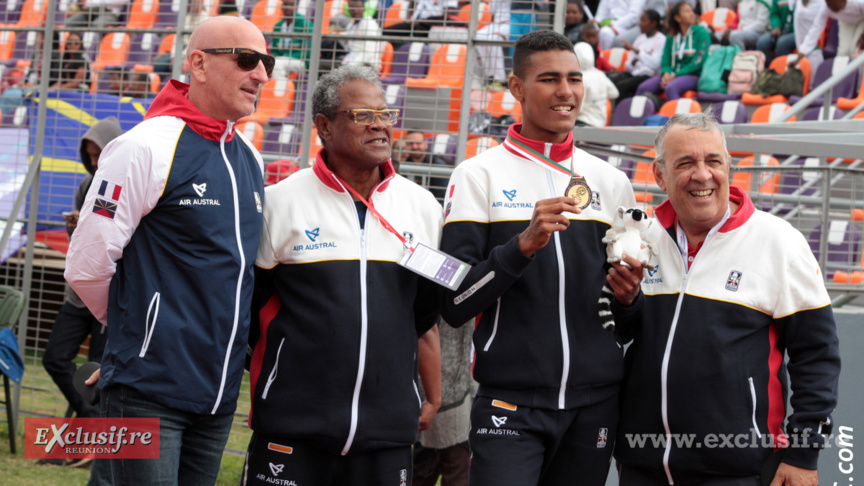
[440,30,644,486]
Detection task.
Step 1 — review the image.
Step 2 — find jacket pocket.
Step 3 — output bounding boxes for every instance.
[261,338,285,400]
[748,377,762,439]
[138,292,161,358]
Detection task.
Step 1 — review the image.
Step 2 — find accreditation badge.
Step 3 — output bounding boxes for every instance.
[565,176,592,210]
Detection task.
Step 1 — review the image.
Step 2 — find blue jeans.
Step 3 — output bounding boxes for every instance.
[757,32,797,65]
[100,385,234,486]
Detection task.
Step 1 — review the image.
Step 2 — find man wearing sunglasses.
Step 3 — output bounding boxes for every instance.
[244,64,444,485]
[66,16,268,485]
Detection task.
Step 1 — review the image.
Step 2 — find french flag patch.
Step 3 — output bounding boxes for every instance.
[93,180,122,219]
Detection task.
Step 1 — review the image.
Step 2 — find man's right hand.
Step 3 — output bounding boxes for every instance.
[65,210,80,235]
[518,197,582,257]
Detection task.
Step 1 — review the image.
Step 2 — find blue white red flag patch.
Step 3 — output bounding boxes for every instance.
[98,180,123,201]
[92,198,117,219]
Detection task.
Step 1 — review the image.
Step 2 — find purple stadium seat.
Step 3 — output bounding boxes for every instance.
[430,133,458,165]
[809,220,861,278]
[0,0,22,25]
[1,105,27,127]
[779,157,820,197]
[710,100,748,124]
[7,30,36,65]
[381,42,431,85]
[283,76,309,125]
[801,106,846,121]
[155,0,179,28]
[823,19,839,60]
[599,144,636,179]
[125,32,160,68]
[611,96,656,126]
[384,84,406,129]
[697,91,742,103]
[262,118,302,157]
[789,56,858,107]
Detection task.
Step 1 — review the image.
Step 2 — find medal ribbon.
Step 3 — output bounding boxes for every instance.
[333,174,413,252]
[503,135,579,178]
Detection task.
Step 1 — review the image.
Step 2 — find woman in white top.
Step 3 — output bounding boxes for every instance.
[607,9,666,98]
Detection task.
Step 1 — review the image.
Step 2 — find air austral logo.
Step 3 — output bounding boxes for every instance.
[293,228,337,252]
[179,181,221,206]
[644,264,663,284]
[492,189,534,209]
[25,418,160,459]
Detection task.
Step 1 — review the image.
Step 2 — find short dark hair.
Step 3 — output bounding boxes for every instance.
[643,9,661,29]
[512,30,575,79]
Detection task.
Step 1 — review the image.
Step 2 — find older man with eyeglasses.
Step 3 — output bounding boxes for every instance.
[243,64,444,485]
[66,16,269,485]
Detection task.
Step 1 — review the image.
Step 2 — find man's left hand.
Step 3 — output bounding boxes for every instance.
[418,400,440,433]
[607,255,645,306]
[769,463,817,486]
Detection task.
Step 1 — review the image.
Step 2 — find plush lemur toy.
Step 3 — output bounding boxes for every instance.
[598,207,657,331]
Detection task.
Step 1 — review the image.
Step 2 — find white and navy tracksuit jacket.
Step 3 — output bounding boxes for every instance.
[249,151,442,455]
[614,187,840,483]
[440,124,637,410]
[65,80,266,416]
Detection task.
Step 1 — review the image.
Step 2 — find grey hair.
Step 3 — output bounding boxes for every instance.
[654,112,729,168]
[312,64,385,120]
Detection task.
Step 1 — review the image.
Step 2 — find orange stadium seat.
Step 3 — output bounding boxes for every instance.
[379,42,394,77]
[750,103,795,123]
[837,75,864,111]
[250,0,283,33]
[733,154,780,194]
[126,0,159,29]
[307,126,324,163]
[0,31,14,61]
[701,8,736,33]
[92,33,130,71]
[601,48,629,72]
[321,0,346,33]
[742,55,811,106]
[406,44,466,88]
[384,2,410,28]
[465,136,499,159]
[240,121,265,151]
[245,78,295,124]
[487,90,522,123]
[458,2,492,30]
[632,149,657,203]
[658,98,702,116]
[12,0,48,27]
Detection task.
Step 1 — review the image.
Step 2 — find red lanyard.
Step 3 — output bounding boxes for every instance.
[334,175,414,252]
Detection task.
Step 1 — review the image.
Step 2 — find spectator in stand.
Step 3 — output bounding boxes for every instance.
[714,0,771,50]
[792,0,826,63]
[799,0,864,63]
[636,1,710,100]
[578,23,616,71]
[402,131,452,200]
[49,32,91,92]
[564,0,588,44]
[608,9,666,98]
[574,41,619,126]
[339,0,385,72]
[0,31,61,112]
[477,1,515,84]
[124,72,154,99]
[757,0,796,63]
[271,0,313,79]
[382,0,461,39]
[66,0,127,29]
[594,0,647,50]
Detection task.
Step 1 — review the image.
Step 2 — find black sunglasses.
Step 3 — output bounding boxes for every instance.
[201,48,275,78]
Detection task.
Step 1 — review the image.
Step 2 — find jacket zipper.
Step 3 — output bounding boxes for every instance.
[482,298,502,351]
[139,292,160,357]
[749,377,762,438]
[543,142,570,410]
[211,121,244,415]
[262,338,285,399]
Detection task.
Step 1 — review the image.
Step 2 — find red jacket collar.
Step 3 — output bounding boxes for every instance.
[506,124,574,163]
[656,185,755,233]
[312,148,396,194]
[144,80,235,142]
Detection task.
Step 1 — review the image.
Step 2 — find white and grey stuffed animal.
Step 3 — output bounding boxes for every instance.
[598,207,657,331]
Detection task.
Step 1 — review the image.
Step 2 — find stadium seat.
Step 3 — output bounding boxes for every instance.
[610,95,656,126]
[0,31,14,62]
[801,106,845,121]
[1,105,27,126]
[383,2,409,29]
[809,220,861,278]
[381,42,431,85]
[487,89,522,123]
[125,32,159,69]
[741,55,811,106]
[92,32,130,71]
[308,126,323,163]
[732,154,779,194]
[700,8,736,33]
[0,0,21,24]
[601,48,629,72]
[779,157,820,197]
[465,136,499,159]
[632,152,656,203]
[239,120,264,151]
[430,133,458,165]
[750,103,795,123]
[126,0,158,29]
[711,100,748,124]
[406,43,466,88]
[11,0,47,27]
[155,0,179,27]
[789,56,857,107]
[250,0,282,33]
[262,119,302,155]
[158,33,176,55]
[658,98,702,116]
[384,84,406,128]
[457,2,491,30]
[321,0,346,33]
[244,77,295,124]
[0,286,25,454]
[379,41,394,77]
[837,73,864,111]
[601,144,635,179]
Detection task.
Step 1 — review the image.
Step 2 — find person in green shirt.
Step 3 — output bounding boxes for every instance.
[757,0,796,63]
[635,1,710,100]
[271,0,313,79]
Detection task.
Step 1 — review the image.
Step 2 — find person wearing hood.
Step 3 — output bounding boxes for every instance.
[40,116,122,474]
[65,16,268,484]
[574,41,619,127]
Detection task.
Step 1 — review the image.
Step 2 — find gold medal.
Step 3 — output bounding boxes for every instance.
[565,176,592,209]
